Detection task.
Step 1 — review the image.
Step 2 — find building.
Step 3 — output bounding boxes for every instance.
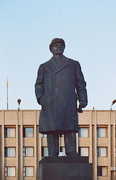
[0,110,116,180]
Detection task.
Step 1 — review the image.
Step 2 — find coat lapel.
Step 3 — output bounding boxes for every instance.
[48,56,71,75]
[48,57,57,72]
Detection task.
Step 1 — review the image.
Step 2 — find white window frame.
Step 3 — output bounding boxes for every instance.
[5,167,16,177]
[97,127,107,138]
[23,167,34,177]
[5,127,16,138]
[79,128,89,137]
[102,167,108,176]
[41,134,47,137]
[42,147,48,157]
[80,147,89,156]
[23,147,34,157]
[97,166,108,177]
[97,147,107,157]
[5,147,16,157]
[23,127,34,138]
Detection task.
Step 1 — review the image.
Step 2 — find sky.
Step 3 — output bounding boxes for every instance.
[0,0,116,110]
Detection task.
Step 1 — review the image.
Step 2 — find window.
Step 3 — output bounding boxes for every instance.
[23,147,34,157]
[5,167,15,177]
[23,127,34,137]
[60,134,63,137]
[23,167,34,176]
[4,127,16,138]
[60,147,65,153]
[97,128,107,137]
[5,147,16,157]
[59,147,66,156]
[42,147,48,157]
[97,166,108,176]
[79,147,89,156]
[79,128,89,137]
[41,134,47,137]
[97,147,107,157]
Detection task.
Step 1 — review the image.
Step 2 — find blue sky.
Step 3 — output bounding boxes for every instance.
[0,0,116,110]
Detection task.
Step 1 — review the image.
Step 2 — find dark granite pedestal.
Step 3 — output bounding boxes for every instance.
[39,156,93,180]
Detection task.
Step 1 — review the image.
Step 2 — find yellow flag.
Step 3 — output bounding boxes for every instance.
[6,79,8,87]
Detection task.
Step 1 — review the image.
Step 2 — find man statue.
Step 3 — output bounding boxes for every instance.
[35,38,88,156]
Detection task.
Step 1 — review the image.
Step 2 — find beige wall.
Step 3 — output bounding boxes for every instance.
[0,110,116,180]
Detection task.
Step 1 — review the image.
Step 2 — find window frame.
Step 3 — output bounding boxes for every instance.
[5,147,16,157]
[5,167,16,177]
[97,127,107,138]
[97,166,108,177]
[79,147,89,157]
[4,126,16,138]
[41,134,47,137]
[23,147,34,157]
[79,127,89,138]
[41,147,48,157]
[23,127,34,138]
[97,147,107,157]
[23,166,34,177]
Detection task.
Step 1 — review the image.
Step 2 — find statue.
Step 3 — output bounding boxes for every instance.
[35,38,88,156]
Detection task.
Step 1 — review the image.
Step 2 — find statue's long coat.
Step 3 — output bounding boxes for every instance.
[35,56,87,134]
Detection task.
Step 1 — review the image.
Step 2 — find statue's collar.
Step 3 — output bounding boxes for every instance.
[48,56,71,74]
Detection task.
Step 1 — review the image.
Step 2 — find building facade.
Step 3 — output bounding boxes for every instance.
[0,110,116,180]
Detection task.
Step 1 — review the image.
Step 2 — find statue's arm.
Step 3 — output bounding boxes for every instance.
[35,64,44,104]
[75,62,88,108]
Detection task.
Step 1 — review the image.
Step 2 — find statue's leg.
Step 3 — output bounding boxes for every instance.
[64,132,78,156]
[47,133,59,156]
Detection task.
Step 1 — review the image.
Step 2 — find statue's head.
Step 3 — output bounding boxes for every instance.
[49,38,65,55]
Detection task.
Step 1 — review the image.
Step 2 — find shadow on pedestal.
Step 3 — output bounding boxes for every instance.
[39,156,93,180]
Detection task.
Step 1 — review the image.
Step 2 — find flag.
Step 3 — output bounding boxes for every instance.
[6,78,8,87]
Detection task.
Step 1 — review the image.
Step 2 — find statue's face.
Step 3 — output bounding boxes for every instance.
[51,42,65,55]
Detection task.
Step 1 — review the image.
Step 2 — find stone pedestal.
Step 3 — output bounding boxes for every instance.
[39,156,93,180]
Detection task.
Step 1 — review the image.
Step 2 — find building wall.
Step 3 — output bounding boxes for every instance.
[0,110,116,180]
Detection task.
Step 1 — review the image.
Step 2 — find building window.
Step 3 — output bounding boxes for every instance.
[97,166,108,176]
[42,147,48,157]
[23,167,34,176]
[60,147,65,153]
[41,134,47,137]
[79,128,89,137]
[23,147,34,157]
[59,147,66,156]
[4,127,16,138]
[5,147,16,157]
[97,147,107,157]
[5,167,15,177]
[23,127,34,137]
[79,147,89,156]
[97,128,107,137]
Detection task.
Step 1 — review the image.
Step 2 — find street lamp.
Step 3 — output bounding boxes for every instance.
[110,99,116,110]
[17,99,21,110]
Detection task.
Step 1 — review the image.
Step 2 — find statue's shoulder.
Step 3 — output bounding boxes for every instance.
[39,59,50,68]
[66,57,80,66]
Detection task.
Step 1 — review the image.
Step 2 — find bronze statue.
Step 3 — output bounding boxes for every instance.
[35,38,88,156]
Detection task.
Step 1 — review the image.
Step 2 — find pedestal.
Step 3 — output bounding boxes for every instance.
[39,156,93,180]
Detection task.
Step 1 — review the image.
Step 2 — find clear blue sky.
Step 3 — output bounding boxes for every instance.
[0,0,116,110]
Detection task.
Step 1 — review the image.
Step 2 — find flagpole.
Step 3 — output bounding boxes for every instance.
[6,78,9,110]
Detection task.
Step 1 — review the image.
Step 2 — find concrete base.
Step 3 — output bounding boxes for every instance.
[39,156,93,180]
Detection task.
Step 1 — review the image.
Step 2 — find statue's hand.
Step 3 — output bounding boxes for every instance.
[77,106,83,113]
[79,101,87,108]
